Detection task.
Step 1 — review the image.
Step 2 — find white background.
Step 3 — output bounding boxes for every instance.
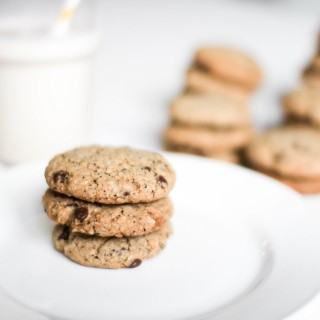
[1,0,320,319]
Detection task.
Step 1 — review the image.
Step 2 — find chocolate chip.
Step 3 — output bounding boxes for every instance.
[53,170,68,183]
[144,166,151,171]
[123,191,130,196]
[128,259,142,268]
[74,207,88,222]
[58,225,70,240]
[157,175,168,186]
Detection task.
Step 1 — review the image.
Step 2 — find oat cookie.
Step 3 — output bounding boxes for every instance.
[45,147,175,204]
[164,125,252,153]
[246,127,320,180]
[52,223,172,269]
[195,47,262,89]
[43,189,173,238]
[283,87,320,127]
[170,93,251,129]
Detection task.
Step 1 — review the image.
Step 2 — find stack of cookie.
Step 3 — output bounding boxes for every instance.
[42,146,175,269]
[163,46,262,163]
[245,127,320,194]
[164,93,253,163]
[246,34,320,194]
[186,47,263,102]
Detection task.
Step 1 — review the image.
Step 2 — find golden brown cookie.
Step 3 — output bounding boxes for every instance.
[195,47,262,89]
[246,127,320,194]
[45,146,175,204]
[282,86,320,127]
[186,68,250,101]
[170,93,251,129]
[52,223,172,269]
[43,189,173,238]
[164,125,253,153]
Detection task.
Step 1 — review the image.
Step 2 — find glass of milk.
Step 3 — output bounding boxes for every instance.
[0,1,98,164]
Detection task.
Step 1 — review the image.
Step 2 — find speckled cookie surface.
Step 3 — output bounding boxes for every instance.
[283,87,320,127]
[186,68,250,101]
[45,147,175,204]
[195,47,262,88]
[246,127,320,179]
[164,125,253,152]
[52,223,172,269]
[170,94,250,129]
[43,189,173,237]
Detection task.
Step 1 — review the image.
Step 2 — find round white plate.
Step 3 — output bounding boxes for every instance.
[0,153,320,320]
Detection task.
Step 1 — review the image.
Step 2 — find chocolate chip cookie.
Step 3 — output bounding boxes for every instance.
[246,126,320,194]
[52,223,172,269]
[45,147,175,204]
[43,189,173,238]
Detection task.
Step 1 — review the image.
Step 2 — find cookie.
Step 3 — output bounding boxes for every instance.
[45,147,175,204]
[170,93,251,129]
[256,169,320,195]
[195,47,262,89]
[165,143,240,163]
[186,68,250,101]
[164,125,252,153]
[282,87,320,127]
[43,189,173,238]
[246,127,320,193]
[303,56,320,87]
[52,223,172,269]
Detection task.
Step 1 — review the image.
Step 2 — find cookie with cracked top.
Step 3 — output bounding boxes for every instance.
[45,146,175,204]
[43,189,173,238]
[52,223,172,269]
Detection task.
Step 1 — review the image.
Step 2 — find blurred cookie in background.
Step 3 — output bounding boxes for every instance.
[245,126,320,194]
[164,46,262,163]
[164,93,253,163]
[186,47,263,101]
[282,86,320,128]
[302,55,320,88]
[186,67,250,102]
[169,94,251,128]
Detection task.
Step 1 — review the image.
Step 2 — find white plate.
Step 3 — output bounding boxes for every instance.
[0,154,320,320]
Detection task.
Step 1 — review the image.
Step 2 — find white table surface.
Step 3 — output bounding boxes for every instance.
[1,0,320,319]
